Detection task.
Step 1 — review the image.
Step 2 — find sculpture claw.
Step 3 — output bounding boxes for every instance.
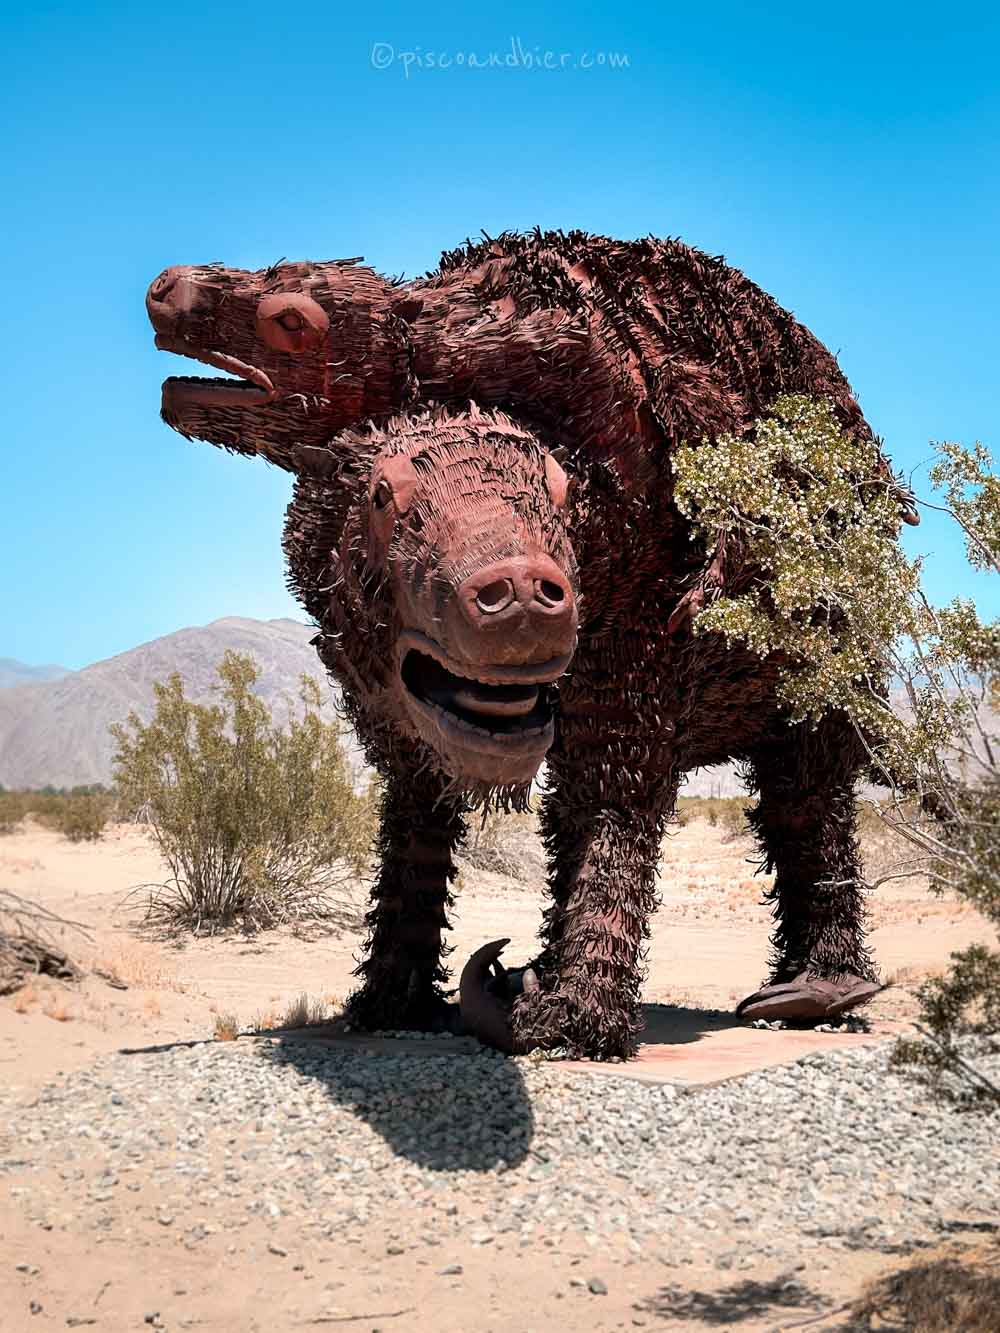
[737,970,881,1023]
[459,938,516,1052]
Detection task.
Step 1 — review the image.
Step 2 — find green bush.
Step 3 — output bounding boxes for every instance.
[111,651,377,934]
[0,792,28,835]
[677,399,998,1105]
[674,796,748,838]
[0,789,114,840]
[44,793,114,842]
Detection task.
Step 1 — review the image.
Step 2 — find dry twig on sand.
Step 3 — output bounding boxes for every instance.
[0,888,89,994]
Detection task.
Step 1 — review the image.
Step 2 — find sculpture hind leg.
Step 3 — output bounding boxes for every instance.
[738,713,881,1022]
[346,770,466,1032]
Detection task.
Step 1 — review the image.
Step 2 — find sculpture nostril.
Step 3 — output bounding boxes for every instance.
[535,579,565,608]
[150,273,177,304]
[475,578,516,615]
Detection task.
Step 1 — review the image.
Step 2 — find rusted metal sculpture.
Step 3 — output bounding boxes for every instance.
[147,230,912,1059]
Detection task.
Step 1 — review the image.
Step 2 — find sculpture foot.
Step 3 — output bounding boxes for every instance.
[458,938,542,1053]
[459,939,637,1060]
[736,970,881,1023]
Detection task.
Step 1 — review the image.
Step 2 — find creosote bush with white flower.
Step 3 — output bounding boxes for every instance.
[674,396,999,1105]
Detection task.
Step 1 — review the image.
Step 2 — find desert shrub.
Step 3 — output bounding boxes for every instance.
[718,801,749,842]
[111,650,378,934]
[674,796,748,837]
[40,792,115,842]
[0,788,114,840]
[459,804,542,880]
[0,791,28,834]
[677,400,998,1104]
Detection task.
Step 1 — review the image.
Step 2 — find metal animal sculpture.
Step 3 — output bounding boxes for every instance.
[146,230,913,1059]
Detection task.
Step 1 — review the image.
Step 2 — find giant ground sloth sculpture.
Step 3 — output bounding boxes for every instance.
[146,230,913,1059]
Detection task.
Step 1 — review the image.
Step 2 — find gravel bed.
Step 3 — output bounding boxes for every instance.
[1,1037,996,1270]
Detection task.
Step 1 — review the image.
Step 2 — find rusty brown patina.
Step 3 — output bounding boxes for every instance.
[147,231,912,1058]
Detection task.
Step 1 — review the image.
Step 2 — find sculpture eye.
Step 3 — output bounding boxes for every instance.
[256,292,329,351]
[373,480,393,511]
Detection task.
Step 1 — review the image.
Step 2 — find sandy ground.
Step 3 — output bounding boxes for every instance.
[0,818,993,1331]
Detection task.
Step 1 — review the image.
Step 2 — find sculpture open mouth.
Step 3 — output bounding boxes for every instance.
[398,631,570,761]
[155,334,275,411]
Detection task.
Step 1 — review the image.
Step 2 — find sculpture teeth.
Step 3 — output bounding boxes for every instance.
[420,695,550,741]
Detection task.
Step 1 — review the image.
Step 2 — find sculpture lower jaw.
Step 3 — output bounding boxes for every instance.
[396,631,566,787]
[403,692,554,787]
[161,374,272,414]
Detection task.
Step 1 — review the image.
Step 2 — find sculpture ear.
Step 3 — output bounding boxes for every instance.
[372,453,419,515]
[288,443,340,479]
[544,452,570,509]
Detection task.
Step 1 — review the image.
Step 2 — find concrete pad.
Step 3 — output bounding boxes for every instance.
[562,1005,903,1087]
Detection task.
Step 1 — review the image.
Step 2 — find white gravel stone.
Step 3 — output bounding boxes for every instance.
[1,1037,996,1265]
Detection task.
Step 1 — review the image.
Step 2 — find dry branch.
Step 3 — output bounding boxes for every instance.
[0,888,89,994]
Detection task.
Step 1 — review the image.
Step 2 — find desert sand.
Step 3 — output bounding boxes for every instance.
[0,816,994,1331]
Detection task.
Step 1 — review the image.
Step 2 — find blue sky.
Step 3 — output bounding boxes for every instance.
[3,1,997,669]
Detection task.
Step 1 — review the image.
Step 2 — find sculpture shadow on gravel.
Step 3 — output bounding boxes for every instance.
[260,1032,536,1174]
[253,1001,743,1171]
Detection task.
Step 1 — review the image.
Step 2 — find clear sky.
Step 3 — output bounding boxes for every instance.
[3,1,997,669]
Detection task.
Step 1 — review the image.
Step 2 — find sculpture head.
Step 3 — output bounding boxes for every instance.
[284,407,579,794]
[146,258,415,462]
[146,257,578,795]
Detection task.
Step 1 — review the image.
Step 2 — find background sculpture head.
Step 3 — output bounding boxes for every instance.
[284,407,579,795]
[146,258,414,462]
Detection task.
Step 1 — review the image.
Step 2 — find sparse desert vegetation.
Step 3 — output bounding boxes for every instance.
[845,1236,1000,1332]
[111,650,377,934]
[212,1010,240,1041]
[0,785,115,841]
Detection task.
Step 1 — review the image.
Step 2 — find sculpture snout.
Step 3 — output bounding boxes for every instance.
[146,266,208,335]
[454,554,577,662]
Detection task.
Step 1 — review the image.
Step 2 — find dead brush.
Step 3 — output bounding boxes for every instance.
[277,992,329,1029]
[845,1239,1000,1332]
[43,994,72,1022]
[0,889,87,996]
[89,943,183,994]
[458,805,543,880]
[213,1011,240,1041]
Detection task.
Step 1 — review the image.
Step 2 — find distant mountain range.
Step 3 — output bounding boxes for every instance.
[0,618,358,790]
[4,619,989,797]
[0,616,745,796]
[0,658,69,690]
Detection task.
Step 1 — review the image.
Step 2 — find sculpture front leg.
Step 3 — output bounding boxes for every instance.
[346,771,467,1033]
[512,784,672,1059]
[460,687,678,1060]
